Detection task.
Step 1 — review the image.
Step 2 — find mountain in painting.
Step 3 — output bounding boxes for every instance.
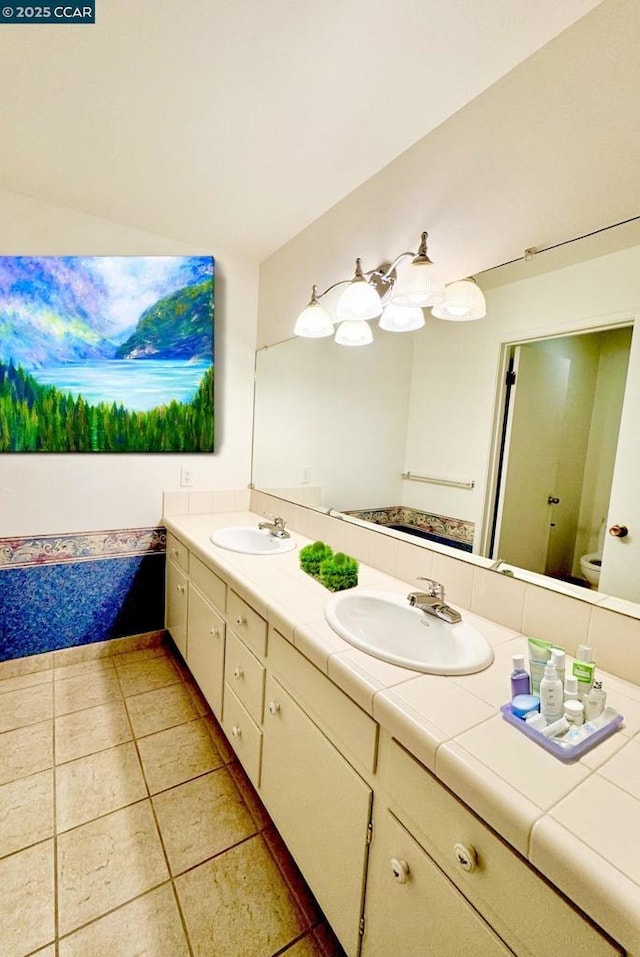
[114,280,213,361]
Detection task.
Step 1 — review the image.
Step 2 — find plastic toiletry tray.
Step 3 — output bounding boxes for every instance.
[500,703,623,762]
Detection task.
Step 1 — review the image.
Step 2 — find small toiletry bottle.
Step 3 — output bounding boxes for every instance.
[550,648,565,687]
[540,660,563,723]
[572,644,595,700]
[563,675,580,701]
[564,699,584,726]
[528,637,554,693]
[541,715,571,738]
[583,680,606,721]
[510,654,530,697]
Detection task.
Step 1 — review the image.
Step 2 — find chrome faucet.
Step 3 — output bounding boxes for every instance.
[407,577,462,624]
[257,513,290,539]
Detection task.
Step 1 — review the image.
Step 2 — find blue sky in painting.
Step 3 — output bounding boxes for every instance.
[0,255,213,369]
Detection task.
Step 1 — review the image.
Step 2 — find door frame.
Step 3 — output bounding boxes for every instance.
[478,312,636,560]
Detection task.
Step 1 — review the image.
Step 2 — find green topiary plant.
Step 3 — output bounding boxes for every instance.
[319,552,359,592]
[299,540,334,580]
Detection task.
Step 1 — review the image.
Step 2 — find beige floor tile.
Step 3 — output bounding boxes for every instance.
[126,682,198,738]
[137,718,223,794]
[0,668,53,695]
[0,839,55,956]
[57,800,169,936]
[112,645,168,669]
[0,682,53,733]
[176,834,306,957]
[31,946,56,957]
[183,676,211,716]
[116,657,181,697]
[56,742,147,832]
[0,720,53,786]
[54,670,122,716]
[0,769,54,859]
[55,699,132,765]
[153,767,257,875]
[58,883,190,957]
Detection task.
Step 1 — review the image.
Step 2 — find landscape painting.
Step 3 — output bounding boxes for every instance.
[0,255,214,452]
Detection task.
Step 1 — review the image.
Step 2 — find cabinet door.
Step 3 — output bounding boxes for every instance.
[261,675,372,957]
[166,559,188,658]
[363,809,514,957]
[187,583,225,719]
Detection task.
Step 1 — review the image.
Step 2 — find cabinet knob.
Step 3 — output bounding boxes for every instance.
[453,842,477,873]
[390,858,410,884]
[211,627,220,638]
[171,547,178,556]
[235,615,247,627]
[268,701,281,715]
[233,667,244,680]
[609,524,629,538]
[177,584,185,593]
[231,725,242,738]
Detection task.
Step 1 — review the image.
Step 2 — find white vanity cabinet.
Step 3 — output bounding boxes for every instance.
[363,807,514,957]
[186,555,227,719]
[165,533,189,657]
[261,672,373,957]
[364,735,624,957]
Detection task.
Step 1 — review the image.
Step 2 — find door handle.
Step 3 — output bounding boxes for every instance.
[609,524,629,538]
[547,496,560,505]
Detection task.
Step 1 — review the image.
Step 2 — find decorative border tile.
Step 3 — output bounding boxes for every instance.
[0,527,166,570]
[346,506,474,546]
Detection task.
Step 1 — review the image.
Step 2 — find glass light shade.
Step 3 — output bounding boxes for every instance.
[431,278,486,321]
[378,303,425,333]
[335,279,383,321]
[293,300,334,338]
[392,259,445,307]
[334,319,373,346]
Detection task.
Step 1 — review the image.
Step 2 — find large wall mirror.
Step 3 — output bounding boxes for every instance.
[252,219,640,608]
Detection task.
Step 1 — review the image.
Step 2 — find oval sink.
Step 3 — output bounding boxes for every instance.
[325,589,494,675]
[210,526,297,555]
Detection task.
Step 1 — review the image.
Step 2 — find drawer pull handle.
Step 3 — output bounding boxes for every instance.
[268,701,280,715]
[390,858,410,884]
[235,615,247,627]
[231,725,242,738]
[233,667,244,680]
[453,842,477,873]
[177,584,185,593]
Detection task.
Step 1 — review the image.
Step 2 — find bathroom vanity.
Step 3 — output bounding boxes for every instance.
[164,509,639,957]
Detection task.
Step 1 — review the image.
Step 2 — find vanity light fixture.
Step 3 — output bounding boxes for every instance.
[293,230,486,344]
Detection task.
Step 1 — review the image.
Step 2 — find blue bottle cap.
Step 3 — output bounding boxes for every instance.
[511,693,541,719]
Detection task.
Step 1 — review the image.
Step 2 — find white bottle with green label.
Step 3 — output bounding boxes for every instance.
[540,660,564,723]
[572,644,595,700]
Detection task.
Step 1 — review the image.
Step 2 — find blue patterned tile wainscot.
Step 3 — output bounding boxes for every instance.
[0,527,166,661]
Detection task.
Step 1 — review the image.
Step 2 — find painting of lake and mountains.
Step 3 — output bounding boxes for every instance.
[0,255,215,452]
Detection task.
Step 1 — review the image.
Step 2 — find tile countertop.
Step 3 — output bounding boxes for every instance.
[165,511,640,955]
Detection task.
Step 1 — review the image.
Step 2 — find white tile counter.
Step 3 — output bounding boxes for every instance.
[165,509,640,955]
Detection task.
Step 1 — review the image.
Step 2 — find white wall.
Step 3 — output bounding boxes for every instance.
[0,190,258,536]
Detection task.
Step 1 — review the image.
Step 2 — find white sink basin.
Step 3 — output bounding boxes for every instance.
[210,526,297,555]
[325,589,494,675]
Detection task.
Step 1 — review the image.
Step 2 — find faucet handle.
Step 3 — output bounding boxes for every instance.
[417,577,444,599]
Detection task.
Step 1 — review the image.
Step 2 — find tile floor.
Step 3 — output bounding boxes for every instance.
[0,637,345,957]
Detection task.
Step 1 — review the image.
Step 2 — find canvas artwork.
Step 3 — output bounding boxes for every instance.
[0,255,214,452]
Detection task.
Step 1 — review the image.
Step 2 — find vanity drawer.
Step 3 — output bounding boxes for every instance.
[190,554,226,612]
[382,737,622,957]
[167,533,189,574]
[224,629,265,724]
[227,590,267,658]
[222,684,262,787]
[269,629,378,775]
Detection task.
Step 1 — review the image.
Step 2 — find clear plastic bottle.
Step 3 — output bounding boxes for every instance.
[583,680,606,721]
[540,660,563,723]
[510,654,531,697]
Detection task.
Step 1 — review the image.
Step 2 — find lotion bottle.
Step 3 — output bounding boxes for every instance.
[540,660,563,723]
[583,680,606,720]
